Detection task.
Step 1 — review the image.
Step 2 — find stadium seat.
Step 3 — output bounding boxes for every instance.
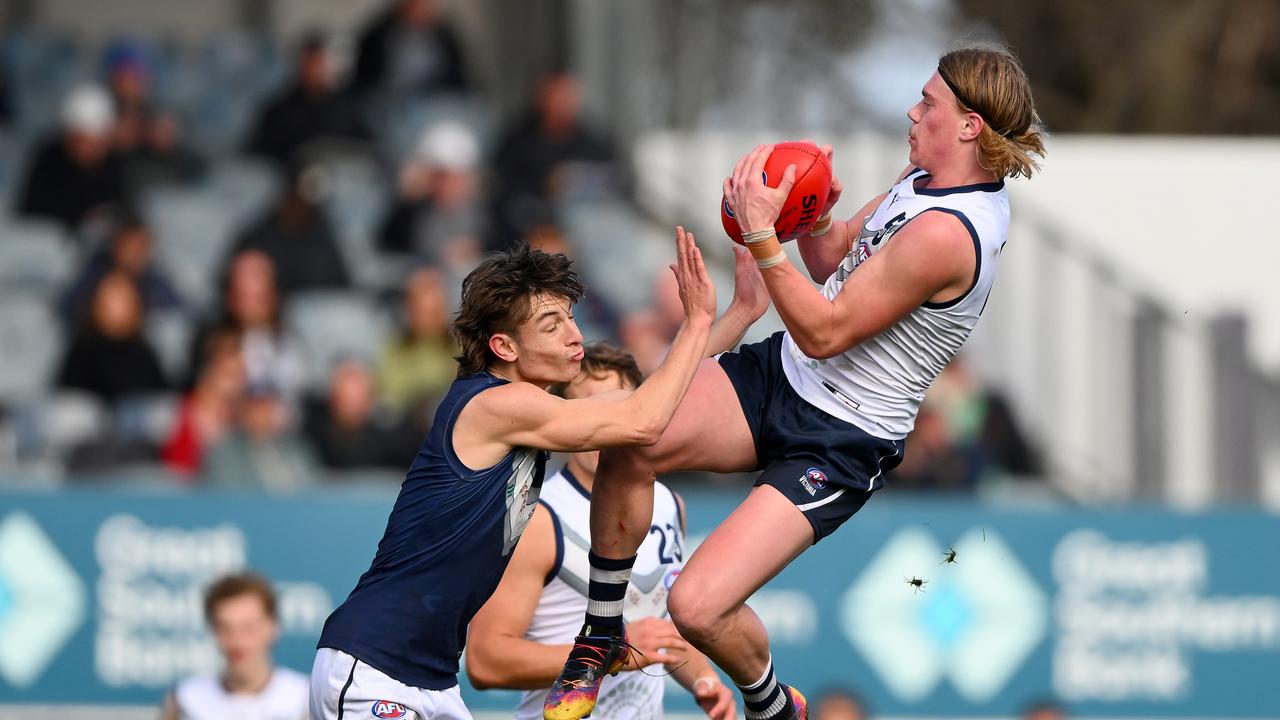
[114,392,180,446]
[284,290,392,390]
[38,391,111,454]
[191,31,284,152]
[206,157,281,226]
[0,293,65,405]
[146,309,195,381]
[308,151,394,288]
[141,184,240,308]
[0,219,76,295]
[379,93,495,162]
[560,199,670,311]
[3,29,86,138]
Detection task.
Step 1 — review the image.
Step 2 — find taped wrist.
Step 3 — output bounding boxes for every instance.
[807,212,833,237]
[693,675,721,693]
[741,228,787,269]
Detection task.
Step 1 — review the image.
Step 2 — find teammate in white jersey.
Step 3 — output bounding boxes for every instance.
[469,344,735,720]
[163,573,308,720]
[547,45,1046,720]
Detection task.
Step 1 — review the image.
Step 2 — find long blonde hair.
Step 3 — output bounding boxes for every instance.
[937,45,1046,179]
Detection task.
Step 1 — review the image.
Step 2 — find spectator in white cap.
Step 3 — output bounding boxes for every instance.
[376,120,483,276]
[17,83,128,231]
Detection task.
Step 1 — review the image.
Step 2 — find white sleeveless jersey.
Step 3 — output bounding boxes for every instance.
[781,169,1010,441]
[514,468,685,720]
[174,667,309,720]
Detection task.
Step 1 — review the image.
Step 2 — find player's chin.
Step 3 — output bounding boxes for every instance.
[558,356,583,381]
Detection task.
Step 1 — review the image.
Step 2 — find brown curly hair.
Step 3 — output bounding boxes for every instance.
[938,45,1046,179]
[452,245,584,376]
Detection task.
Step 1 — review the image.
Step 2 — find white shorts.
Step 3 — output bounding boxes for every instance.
[309,648,473,720]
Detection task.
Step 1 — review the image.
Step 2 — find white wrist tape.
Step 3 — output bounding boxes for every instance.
[693,675,721,693]
[807,212,833,237]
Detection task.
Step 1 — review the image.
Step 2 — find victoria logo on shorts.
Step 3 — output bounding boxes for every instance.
[799,467,828,496]
[372,700,408,718]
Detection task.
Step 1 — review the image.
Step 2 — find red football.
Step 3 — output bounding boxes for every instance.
[721,141,832,245]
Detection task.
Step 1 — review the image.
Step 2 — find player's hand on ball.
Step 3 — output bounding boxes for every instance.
[730,246,770,319]
[621,617,687,670]
[671,225,716,325]
[692,676,736,720]
[816,143,843,219]
[725,144,795,234]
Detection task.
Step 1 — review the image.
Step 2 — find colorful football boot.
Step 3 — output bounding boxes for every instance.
[543,631,633,720]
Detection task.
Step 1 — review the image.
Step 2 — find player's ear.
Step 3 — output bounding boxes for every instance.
[489,332,519,364]
[960,111,984,142]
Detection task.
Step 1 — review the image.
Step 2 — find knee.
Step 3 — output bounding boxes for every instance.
[597,446,659,483]
[667,575,724,647]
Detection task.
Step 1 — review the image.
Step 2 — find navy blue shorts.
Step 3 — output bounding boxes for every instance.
[717,332,905,543]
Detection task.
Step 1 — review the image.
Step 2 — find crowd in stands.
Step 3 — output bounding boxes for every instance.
[0,0,1038,491]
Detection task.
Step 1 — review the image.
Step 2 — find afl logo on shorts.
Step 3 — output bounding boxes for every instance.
[799,467,828,496]
[372,700,407,718]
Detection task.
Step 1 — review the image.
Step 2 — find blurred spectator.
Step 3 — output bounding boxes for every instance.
[162,331,245,477]
[305,359,417,470]
[17,84,127,231]
[352,0,471,96]
[59,211,185,327]
[377,266,456,416]
[188,250,307,404]
[618,270,683,375]
[489,71,621,249]
[376,121,483,275]
[890,359,1042,490]
[928,360,1041,480]
[813,688,869,720]
[228,163,350,297]
[56,272,169,406]
[887,405,975,491]
[161,573,308,719]
[203,387,318,491]
[1021,698,1069,720]
[102,39,204,192]
[245,33,370,169]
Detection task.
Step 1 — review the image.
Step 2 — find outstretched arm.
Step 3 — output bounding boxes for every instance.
[465,226,716,452]
[707,246,770,355]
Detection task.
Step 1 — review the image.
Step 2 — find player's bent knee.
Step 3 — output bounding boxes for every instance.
[597,446,659,484]
[667,576,725,646]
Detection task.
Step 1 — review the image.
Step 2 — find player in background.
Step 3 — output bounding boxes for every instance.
[547,45,1045,720]
[468,343,741,720]
[311,229,768,720]
[162,572,309,720]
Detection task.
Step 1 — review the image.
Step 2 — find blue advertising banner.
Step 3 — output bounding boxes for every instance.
[0,488,1277,717]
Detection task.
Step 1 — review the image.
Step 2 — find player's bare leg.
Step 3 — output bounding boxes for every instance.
[668,483,809,662]
[666,485,813,720]
[591,359,756,556]
[544,359,756,720]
